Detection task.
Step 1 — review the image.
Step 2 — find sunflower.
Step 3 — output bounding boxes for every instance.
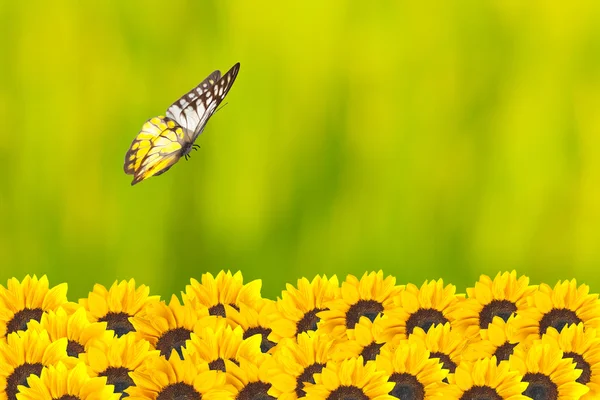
[517,279,600,342]
[376,339,448,399]
[15,362,120,400]
[130,294,211,359]
[226,299,278,353]
[81,333,159,398]
[463,315,528,364]
[441,356,528,399]
[382,279,464,341]
[407,322,469,375]
[317,271,403,340]
[540,323,600,399]
[510,340,589,399]
[79,279,160,337]
[225,354,276,400]
[0,275,71,338]
[331,315,387,362]
[303,356,395,400]
[182,270,263,318]
[0,329,73,400]
[182,320,263,372]
[269,331,337,399]
[26,306,112,358]
[270,275,340,342]
[452,271,538,340]
[126,352,236,400]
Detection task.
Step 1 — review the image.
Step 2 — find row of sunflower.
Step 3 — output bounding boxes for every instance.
[0,271,598,399]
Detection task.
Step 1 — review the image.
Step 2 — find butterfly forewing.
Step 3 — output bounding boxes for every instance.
[189,62,240,140]
[166,70,221,131]
[124,116,186,185]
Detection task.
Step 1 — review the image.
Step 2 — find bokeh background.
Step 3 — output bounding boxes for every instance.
[1,1,600,300]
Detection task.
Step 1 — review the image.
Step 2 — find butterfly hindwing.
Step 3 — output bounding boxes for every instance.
[124,116,186,185]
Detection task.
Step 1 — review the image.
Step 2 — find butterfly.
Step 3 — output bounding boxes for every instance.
[124,62,240,185]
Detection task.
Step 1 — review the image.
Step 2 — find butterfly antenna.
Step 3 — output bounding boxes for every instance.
[215,102,229,114]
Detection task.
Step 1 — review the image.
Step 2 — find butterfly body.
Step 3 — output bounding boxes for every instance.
[124,63,240,185]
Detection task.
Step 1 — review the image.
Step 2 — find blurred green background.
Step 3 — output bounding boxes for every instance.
[1,1,600,301]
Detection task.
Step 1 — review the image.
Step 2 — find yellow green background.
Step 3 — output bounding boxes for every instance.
[1,1,599,300]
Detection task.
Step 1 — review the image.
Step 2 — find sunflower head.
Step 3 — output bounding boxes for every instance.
[226,299,278,353]
[317,271,403,339]
[303,356,395,400]
[453,271,538,339]
[127,352,236,399]
[332,315,387,362]
[79,279,160,337]
[182,320,263,372]
[130,294,210,359]
[518,279,600,341]
[26,306,112,358]
[464,314,527,363]
[407,322,468,375]
[183,270,263,318]
[442,357,528,399]
[0,329,74,400]
[541,323,600,399]
[510,340,590,399]
[382,279,464,341]
[0,275,70,338]
[376,339,448,399]
[270,275,340,341]
[269,332,337,399]
[225,353,275,399]
[81,333,159,397]
[16,362,120,400]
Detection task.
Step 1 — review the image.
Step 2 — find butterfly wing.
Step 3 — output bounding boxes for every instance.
[124,116,187,185]
[166,62,240,141]
[166,70,221,131]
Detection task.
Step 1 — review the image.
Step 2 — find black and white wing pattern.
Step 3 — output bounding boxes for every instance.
[165,62,240,141]
[166,70,221,128]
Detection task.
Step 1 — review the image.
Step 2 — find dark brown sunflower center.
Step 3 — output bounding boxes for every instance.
[99,312,135,337]
[326,386,369,400]
[156,382,201,400]
[389,372,425,400]
[360,342,384,362]
[563,352,591,385]
[156,327,192,359]
[405,309,448,335]
[236,381,275,400]
[479,299,517,328]
[6,362,43,400]
[459,386,502,400]
[297,308,325,334]
[67,340,85,357]
[522,372,558,400]
[99,366,135,395]
[538,309,581,335]
[346,300,384,329]
[209,303,226,317]
[208,303,239,317]
[56,396,80,400]
[6,308,44,335]
[295,363,324,398]
[209,358,226,372]
[493,341,517,362]
[243,327,276,353]
[430,352,457,374]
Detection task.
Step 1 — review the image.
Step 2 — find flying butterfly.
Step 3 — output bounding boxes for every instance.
[124,62,240,185]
